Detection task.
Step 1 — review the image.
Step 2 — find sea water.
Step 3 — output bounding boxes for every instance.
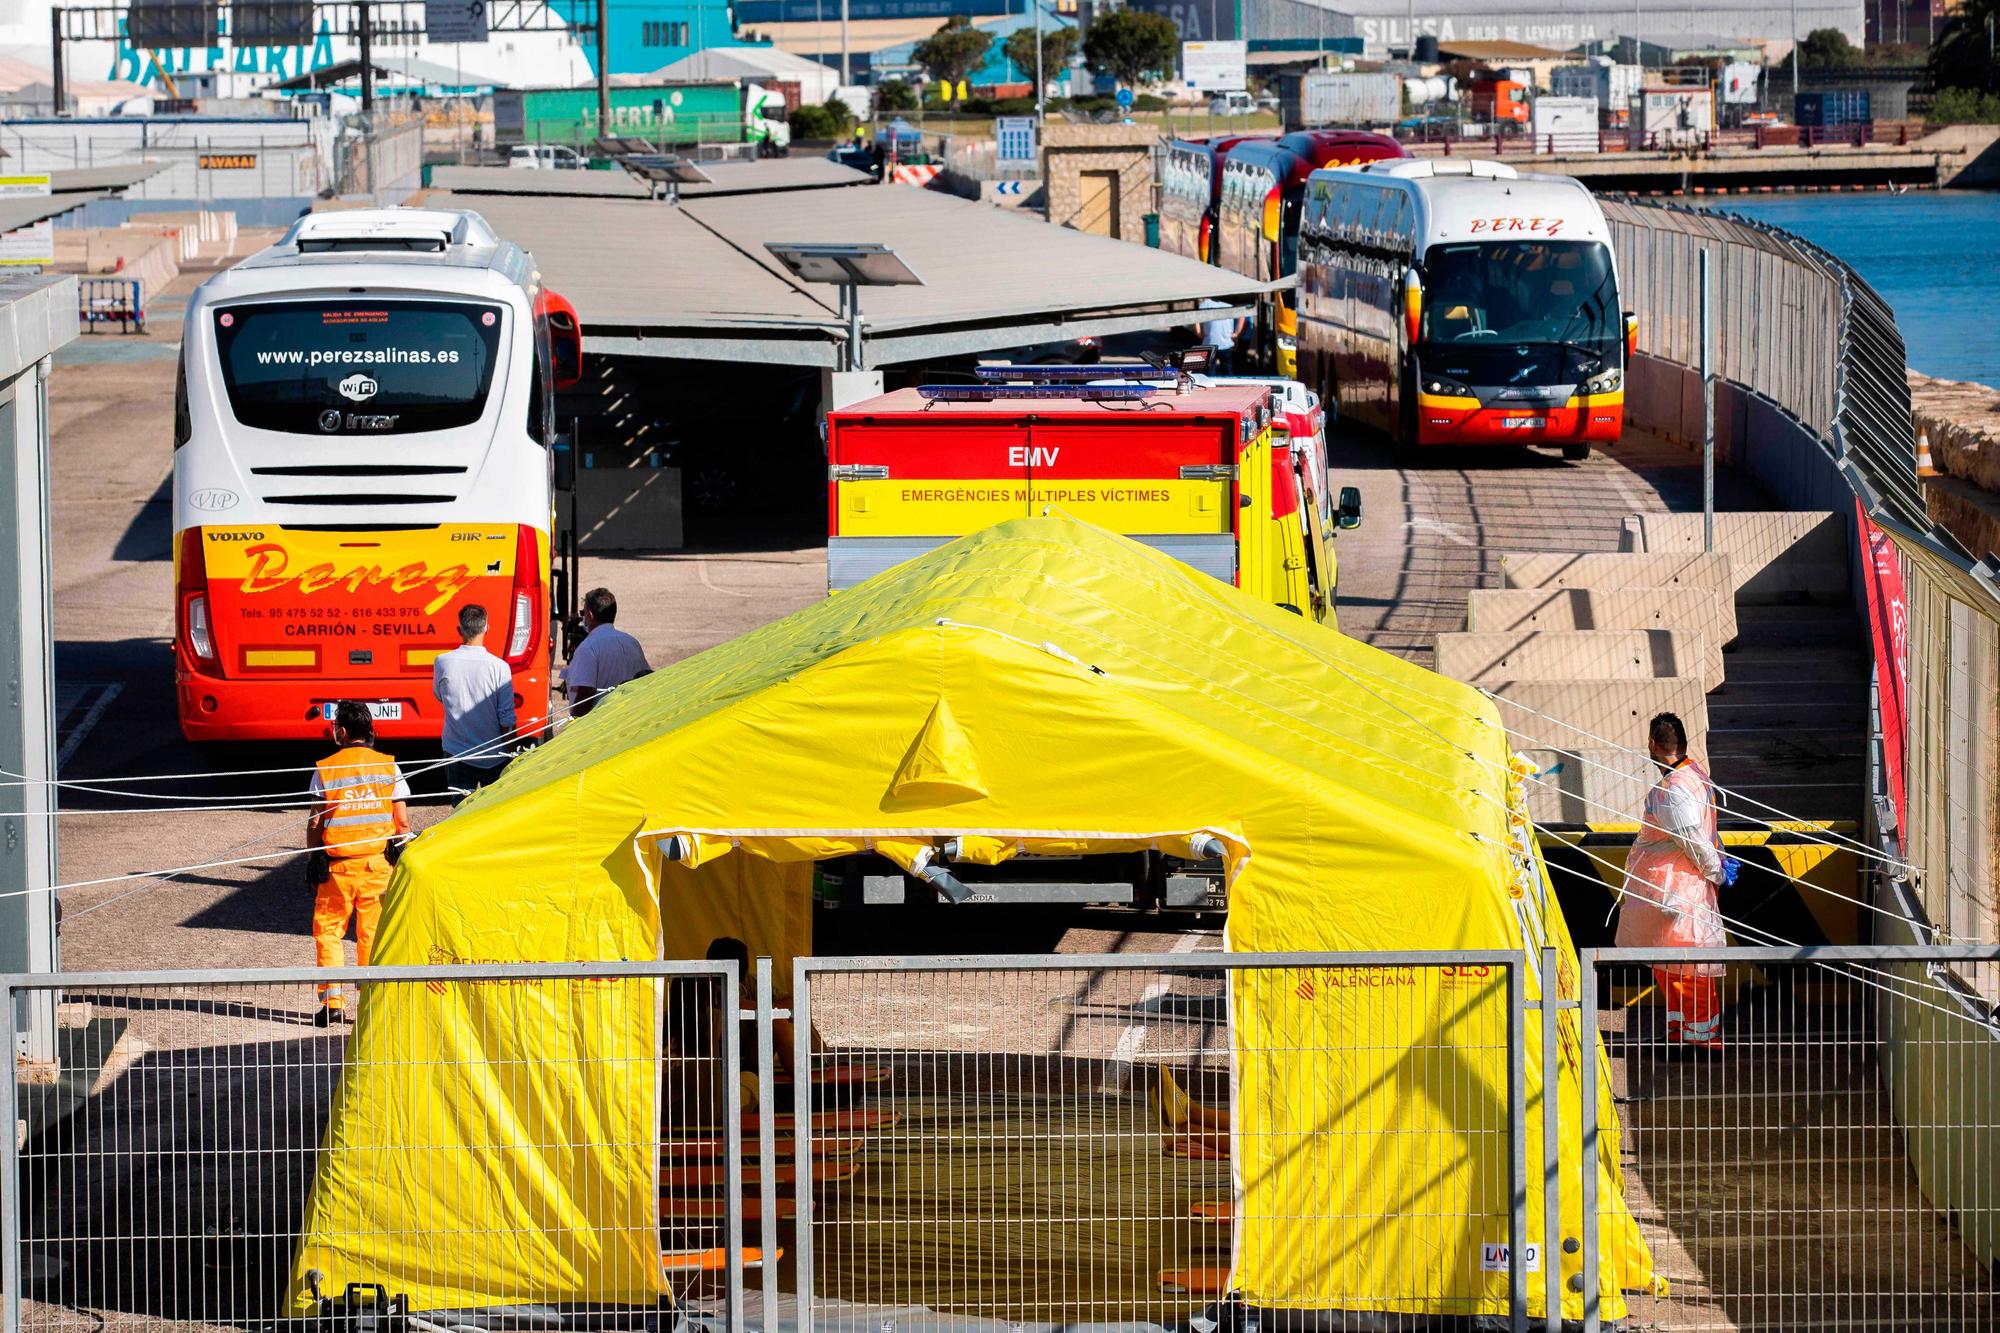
[1700,190,2000,389]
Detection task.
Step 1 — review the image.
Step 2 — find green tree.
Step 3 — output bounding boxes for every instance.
[1082,8,1180,88]
[1930,0,2000,96]
[1798,26,1857,67]
[818,95,856,135]
[875,78,920,112]
[913,16,994,95]
[1930,86,2000,123]
[1003,24,1080,86]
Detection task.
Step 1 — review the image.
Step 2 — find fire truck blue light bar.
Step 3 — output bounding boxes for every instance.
[972,364,1176,382]
[916,385,1164,402]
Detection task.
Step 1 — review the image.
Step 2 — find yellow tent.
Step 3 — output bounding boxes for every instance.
[290,516,1653,1322]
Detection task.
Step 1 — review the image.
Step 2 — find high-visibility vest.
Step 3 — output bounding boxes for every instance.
[316,746,401,859]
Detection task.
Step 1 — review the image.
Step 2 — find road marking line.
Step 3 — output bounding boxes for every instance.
[1098,929,1207,1095]
[696,558,754,600]
[57,681,122,772]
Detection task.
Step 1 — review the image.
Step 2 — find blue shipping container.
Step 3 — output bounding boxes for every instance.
[1795,89,1872,127]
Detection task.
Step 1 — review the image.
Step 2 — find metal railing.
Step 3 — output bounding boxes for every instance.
[1579,945,2000,1331]
[788,952,1531,1330]
[5,945,1995,1333]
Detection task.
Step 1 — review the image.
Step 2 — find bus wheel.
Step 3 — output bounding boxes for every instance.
[1561,444,1590,461]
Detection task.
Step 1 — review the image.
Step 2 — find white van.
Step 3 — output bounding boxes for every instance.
[507,145,583,170]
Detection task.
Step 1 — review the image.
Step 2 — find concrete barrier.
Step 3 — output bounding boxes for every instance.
[1465,587,1728,689]
[1435,629,1705,686]
[1620,510,1850,604]
[1481,676,1711,763]
[1517,745,1656,826]
[1497,551,1738,647]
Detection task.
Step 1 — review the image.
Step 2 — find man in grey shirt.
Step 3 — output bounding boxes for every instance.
[432,604,517,804]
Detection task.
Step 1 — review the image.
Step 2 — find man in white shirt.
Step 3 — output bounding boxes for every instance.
[565,586,651,718]
[431,603,517,803]
[1194,298,1245,376]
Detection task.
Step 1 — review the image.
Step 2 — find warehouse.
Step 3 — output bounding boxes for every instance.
[1188,0,1864,57]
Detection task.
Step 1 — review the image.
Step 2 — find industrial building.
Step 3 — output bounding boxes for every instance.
[1262,0,1863,57]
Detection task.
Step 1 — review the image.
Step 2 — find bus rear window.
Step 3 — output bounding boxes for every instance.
[213,300,504,436]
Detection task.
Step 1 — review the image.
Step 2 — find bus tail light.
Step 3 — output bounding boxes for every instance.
[1624,311,1639,358]
[502,526,541,669]
[1198,214,1211,263]
[177,529,218,671]
[1402,268,1423,345]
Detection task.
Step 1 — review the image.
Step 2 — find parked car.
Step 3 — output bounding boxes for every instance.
[507,145,583,170]
[1209,91,1256,116]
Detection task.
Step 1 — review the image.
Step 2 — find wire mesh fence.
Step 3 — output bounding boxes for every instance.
[789,953,1530,1331]
[0,962,741,1333]
[4,947,1994,1333]
[1582,946,2000,1332]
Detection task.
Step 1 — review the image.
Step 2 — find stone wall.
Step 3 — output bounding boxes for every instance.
[1911,370,2000,564]
[1041,123,1156,244]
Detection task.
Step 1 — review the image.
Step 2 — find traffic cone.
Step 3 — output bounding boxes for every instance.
[1915,429,1939,479]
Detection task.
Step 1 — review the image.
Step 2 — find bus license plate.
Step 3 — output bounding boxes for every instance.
[1501,416,1548,430]
[322,702,403,722]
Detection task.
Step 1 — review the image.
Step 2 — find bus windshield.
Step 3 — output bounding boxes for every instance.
[1420,240,1619,361]
[214,299,504,436]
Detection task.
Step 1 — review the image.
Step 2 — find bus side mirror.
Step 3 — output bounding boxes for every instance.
[1337,485,1363,530]
[1402,269,1423,345]
[539,288,585,391]
[1624,310,1639,359]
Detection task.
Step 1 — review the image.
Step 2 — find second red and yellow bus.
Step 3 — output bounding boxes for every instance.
[1212,130,1408,377]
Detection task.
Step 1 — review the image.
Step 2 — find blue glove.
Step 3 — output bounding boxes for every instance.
[1721,854,1742,887]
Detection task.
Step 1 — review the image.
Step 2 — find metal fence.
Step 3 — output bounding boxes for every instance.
[8,946,1997,1333]
[1607,199,1998,959]
[1581,946,2000,1331]
[787,953,1530,1330]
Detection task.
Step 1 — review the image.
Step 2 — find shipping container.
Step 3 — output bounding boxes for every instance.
[1531,96,1599,154]
[1794,88,1872,128]
[1278,71,1403,129]
[1553,61,1642,126]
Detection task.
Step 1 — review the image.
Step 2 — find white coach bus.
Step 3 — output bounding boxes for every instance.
[170,208,582,743]
[1296,158,1634,460]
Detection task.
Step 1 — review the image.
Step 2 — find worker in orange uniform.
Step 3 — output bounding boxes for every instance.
[306,700,411,1027]
[1616,711,1729,1050]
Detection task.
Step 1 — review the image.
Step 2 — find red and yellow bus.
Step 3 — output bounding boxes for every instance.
[1296,158,1631,459]
[1212,130,1409,377]
[171,208,581,742]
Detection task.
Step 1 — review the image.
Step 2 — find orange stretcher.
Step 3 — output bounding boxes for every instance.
[774,1063,892,1088]
[658,1195,797,1222]
[1189,1201,1234,1224]
[659,1161,860,1192]
[729,1108,903,1134]
[660,1134,866,1161]
[661,1246,778,1273]
[1158,1266,1229,1297]
[1162,1129,1229,1161]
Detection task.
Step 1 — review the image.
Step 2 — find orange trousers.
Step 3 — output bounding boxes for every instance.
[313,853,391,1004]
[1656,969,1723,1048]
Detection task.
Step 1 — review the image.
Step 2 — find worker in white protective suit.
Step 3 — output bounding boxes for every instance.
[1615,711,1729,1049]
